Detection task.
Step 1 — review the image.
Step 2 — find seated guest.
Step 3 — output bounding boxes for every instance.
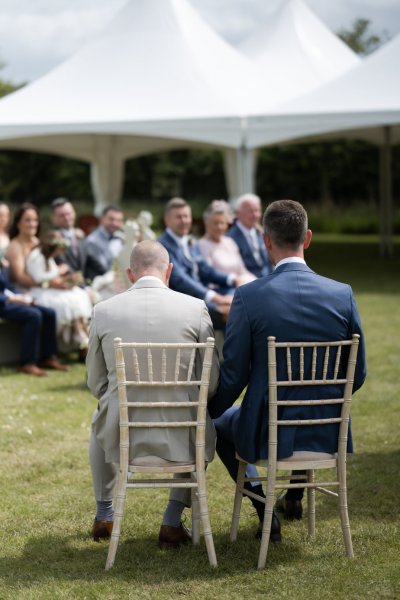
[0,259,68,376]
[87,240,219,547]
[208,199,366,540]
[0,202,10,259]
[197,200,256,285]
[227,193,272,278]
[158,198,236,329]
[26,231,92,349]
[84,206,125,282]
[6,203,42,291]
[51,197,87,276]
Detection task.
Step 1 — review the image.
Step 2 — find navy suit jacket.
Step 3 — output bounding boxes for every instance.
[208,262,367,463]
[226,223,272,278]
[159,230,231,300]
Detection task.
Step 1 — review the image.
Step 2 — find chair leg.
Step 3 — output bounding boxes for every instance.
[257,468,275,570]
[230,460,246,542]
[196,468,217,567]
[307,469,316,538]
[191,481,200,546]
[105,469,127,571]
[338,463,354,558]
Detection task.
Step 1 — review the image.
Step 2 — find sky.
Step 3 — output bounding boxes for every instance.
[0,0,399,84]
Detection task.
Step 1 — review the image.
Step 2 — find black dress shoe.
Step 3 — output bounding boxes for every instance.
[276,493,303,520]
[158,523,192,549]
[256,512,282,542]
[92,519,113,542]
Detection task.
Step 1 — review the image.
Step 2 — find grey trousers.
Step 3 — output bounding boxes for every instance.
[89,429,191,506]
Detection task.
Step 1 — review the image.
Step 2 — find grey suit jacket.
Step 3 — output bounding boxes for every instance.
[87,278,219,464]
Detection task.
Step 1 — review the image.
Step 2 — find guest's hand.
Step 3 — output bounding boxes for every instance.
[213,293,233,307]
[50,277,69,290]
[8,294,33,306]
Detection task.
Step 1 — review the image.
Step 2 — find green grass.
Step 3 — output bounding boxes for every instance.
[0,238,399,600]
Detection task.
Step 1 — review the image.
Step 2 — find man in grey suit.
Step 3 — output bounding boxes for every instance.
[87,240,219,548]
[84,205,125,282]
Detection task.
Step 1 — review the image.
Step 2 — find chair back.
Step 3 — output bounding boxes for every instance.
[114,336,215,470]
[267,334,360,465]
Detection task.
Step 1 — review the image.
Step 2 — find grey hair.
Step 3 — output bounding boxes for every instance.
[235,193,261,211]
[203,199,232,224]
[130,240,169,276]
[263,200,308,249]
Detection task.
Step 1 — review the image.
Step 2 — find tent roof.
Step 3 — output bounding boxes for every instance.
[0,0,274,151]
[238,0,360,107]
[247,32,400,148]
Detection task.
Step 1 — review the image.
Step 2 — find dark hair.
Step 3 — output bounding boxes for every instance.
[9,202,40,240]
[263,200,308,249]
[164,197,189,216]
[51,197,70,211]
[101,205,123,217]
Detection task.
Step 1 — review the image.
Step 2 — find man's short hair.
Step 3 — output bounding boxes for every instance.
[263,200,308,249]
[51,197,70,211]
[101,205,123,217]
[130,240,169,276]
[164,197,189,216]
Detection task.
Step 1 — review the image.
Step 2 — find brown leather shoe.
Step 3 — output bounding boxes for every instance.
[17,364,47,377]
[92,519,113,542]
[158,523,192,549]
[39,357,70,371]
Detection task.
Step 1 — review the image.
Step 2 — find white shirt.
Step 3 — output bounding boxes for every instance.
[236,221,262,265]
[274,257,306,270]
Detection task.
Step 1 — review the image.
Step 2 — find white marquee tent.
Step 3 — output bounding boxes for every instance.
[246,33,400,255]
[238,0,360,106]
[0,0,273,211]
[226,0,360,201]
[0,0,364,210]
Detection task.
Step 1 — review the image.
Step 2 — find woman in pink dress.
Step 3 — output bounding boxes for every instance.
[196,200,256,285]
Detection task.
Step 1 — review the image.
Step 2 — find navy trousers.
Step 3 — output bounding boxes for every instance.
[214,406,304,501]
[0,303,58,364]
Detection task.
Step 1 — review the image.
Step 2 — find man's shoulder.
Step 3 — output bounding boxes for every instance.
[226,223,241,239]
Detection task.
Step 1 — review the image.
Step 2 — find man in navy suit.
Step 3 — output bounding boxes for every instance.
[0,261,68,375]
[208,199,366,539]
[158,198,236,329]
[227,193,272,278]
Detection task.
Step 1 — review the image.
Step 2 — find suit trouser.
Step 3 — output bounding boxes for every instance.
[214,406,304,501]
[0,303,57,364]
[89,420,191,506]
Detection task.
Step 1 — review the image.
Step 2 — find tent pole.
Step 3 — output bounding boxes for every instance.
[90,136,125,216]
[379,126,393,257]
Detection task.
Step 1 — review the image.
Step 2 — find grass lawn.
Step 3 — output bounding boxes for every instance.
[0,237,399,600]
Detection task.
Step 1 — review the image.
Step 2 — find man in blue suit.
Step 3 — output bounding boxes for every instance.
[208,199,366,540]
[0,261,68,375]
[227,193,272,278]
[159,198,237,329]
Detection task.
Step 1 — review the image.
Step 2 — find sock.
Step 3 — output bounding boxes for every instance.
[96,500,114,522]
[162,500,186,528]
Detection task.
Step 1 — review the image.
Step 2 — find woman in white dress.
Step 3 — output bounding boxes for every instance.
[26,230,92,348]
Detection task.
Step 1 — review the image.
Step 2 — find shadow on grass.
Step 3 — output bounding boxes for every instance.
[0,529,304,587]
[316,449,400,522]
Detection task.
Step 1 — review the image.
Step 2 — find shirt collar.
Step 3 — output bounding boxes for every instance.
[236,221,256,237]
[166,228,189,246]
[274,257,306,270]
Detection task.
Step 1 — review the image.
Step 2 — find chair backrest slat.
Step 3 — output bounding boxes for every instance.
[114,336,215,470]
[267,335,360,460]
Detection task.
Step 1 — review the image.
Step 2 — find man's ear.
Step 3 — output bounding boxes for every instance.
[166,262,173,284]
[127,267,135,283]
[263,233,272,251]
[303,229,312,250]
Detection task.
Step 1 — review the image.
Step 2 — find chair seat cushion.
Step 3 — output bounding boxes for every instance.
[129,455,194,467]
